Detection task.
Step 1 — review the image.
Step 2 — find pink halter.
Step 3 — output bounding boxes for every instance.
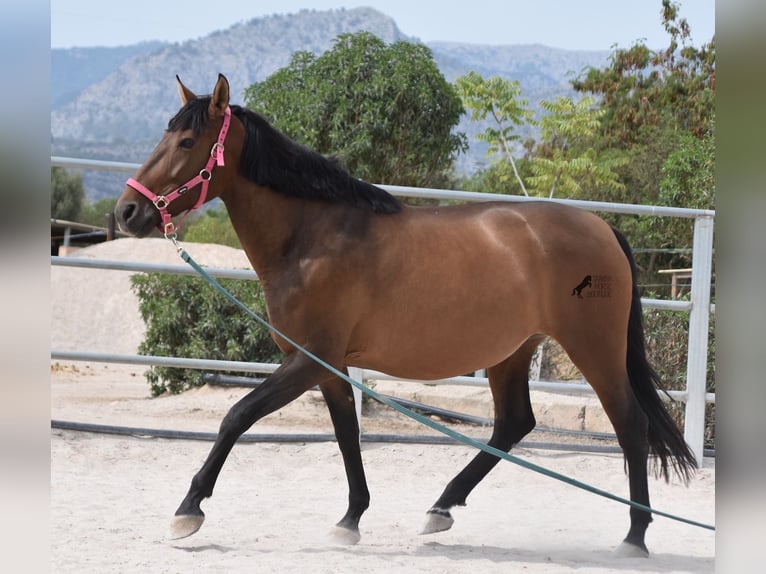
[126,106,232,237]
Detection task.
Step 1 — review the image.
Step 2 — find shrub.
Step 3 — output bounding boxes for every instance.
[182,205,241,248]
[642,297,716,449]
[131,273,282,396]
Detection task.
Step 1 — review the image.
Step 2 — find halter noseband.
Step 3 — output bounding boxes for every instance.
[126,106,232,238]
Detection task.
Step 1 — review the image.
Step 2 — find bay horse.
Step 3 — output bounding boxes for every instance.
[114,74,696,557]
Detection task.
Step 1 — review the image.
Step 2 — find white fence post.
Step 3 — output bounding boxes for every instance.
[347,367,365,438]
[683,215,714,464]
[529,346,543,382]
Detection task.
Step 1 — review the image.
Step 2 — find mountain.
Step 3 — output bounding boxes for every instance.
[51,7,608,200]
[51,42,169,109]
[51,8,411,143]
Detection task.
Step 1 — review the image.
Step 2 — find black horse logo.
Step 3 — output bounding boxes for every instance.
[571,275,592,299]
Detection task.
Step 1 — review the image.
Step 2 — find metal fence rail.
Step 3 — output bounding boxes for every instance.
[50,156,715,461]
[49,348,715,405]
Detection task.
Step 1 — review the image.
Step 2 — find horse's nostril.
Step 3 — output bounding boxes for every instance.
[116,202,136,223]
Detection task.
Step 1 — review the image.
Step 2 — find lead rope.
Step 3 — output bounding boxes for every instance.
[170,238,714,532]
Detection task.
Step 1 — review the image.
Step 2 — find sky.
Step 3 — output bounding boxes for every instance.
[51,0,715,51]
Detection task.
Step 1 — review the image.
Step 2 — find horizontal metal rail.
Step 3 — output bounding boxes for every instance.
[50,350,715,404]
[51,349,279,374]
[382,184,716,219]
[51,255,259,280]
[51,156,140,173]
[50,256,697,312]
[52,156,715,218]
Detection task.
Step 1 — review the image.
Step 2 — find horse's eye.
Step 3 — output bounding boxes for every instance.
[179,138,195,149]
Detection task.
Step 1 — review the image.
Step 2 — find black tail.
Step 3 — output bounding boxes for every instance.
[612,228,698,482]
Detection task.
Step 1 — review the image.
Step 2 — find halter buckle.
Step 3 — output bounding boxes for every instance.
[164,221,177,239]
[210,142,224,160]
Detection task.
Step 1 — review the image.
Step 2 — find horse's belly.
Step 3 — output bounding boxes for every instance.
[349,341,518,381]
[348,305,532,380]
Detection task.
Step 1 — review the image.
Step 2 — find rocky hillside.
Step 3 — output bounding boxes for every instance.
[51,7,608,199]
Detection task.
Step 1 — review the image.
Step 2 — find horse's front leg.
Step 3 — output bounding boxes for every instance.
[170,352,337,539]
[319,377,370,544]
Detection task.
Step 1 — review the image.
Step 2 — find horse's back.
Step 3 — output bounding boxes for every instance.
[347,201,633,379]
[387,200,631,315]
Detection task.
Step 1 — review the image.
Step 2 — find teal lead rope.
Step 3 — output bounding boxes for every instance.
[175,243,714,532]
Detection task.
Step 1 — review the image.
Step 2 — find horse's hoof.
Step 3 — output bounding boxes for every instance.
[614,540,649,558]
[329,525,361,545]
[420,509,454,535]
[169,513,205,540]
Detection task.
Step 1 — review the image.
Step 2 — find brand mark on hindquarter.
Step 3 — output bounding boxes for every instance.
[571,275,611,299]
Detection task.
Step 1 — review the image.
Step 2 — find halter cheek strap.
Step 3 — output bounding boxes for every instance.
[126,106,232,238]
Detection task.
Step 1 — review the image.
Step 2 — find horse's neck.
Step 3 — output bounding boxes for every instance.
[222,181,346,282]
[221,183,289,274]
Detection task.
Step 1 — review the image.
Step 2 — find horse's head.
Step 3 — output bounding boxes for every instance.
[114,74,239,237]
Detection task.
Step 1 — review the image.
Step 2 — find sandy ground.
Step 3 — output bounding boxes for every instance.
[51,239,715,572]
[50,363,715,573]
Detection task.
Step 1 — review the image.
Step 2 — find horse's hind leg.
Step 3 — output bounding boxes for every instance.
[319,376,370,544]
[423,335,544,534]
[561,338,652,557]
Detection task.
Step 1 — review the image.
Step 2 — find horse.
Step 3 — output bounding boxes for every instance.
[114,74,696,557]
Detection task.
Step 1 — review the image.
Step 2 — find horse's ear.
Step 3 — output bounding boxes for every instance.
[209,74,230,119]
[176,75,197,105]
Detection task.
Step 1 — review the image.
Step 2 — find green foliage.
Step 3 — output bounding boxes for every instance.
[244,32,467,187]
[562,0,713,283]
[51,167,85,220]
[455,76,627,199]
[454,72,533,155]
[527,96,628,198]
[638,122,716,265]
[585,122,714,280]
[454,72,533,195]
[643,300,716,448]
[659,123,715,210]
[78,197,118,227]
[131,273,282,396]
[182,205,241,248]
[571,0,714,147]
[459,159,532,196]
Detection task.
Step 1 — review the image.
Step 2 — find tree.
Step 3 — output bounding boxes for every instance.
[455,74,625,199]
[567,0,715,276]
[571,0,715,148]
[51,167,84,220]
[459,159,533,196]
[527,96,627,198]
[454,72,534,195]
[659,123,714,210]
[244,32,467,187]
[645,121,715,255]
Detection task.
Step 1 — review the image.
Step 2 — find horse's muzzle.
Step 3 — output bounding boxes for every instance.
[114,198,161,237]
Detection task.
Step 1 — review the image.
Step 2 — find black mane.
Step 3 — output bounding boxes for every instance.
[168,98,402,214]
